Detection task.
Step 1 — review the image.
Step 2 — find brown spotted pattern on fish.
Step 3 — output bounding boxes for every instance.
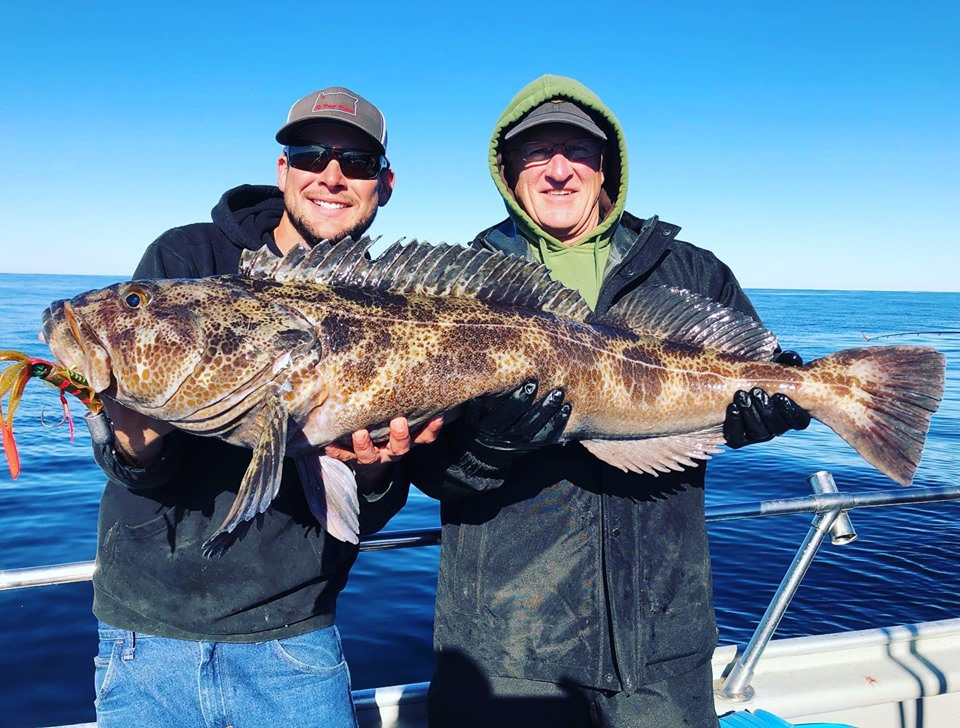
[40,238,946,555]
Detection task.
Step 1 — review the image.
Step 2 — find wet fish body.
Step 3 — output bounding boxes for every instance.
[41,239,946,555]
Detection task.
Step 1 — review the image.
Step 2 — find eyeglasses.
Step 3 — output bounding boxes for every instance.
[285,144,389,180]
[513,138,605,165]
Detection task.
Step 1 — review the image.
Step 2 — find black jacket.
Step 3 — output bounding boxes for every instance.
[93,184,406,641]
[404,213,758,693]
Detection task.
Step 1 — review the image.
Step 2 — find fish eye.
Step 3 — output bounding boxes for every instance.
[121,286,150,309]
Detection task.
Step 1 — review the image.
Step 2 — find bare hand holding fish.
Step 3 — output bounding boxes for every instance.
[324,414,444,493]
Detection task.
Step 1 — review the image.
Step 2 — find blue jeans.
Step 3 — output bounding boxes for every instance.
[95,621,358,728]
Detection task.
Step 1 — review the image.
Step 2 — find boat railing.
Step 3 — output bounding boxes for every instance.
[3,470,960,711]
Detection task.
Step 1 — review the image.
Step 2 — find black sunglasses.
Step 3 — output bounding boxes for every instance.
[285,144,389,180]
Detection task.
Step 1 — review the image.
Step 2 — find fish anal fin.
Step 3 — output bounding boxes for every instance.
[202,394,288,558]
[581,428,725,476]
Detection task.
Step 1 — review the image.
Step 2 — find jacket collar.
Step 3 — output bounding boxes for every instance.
[476,212,681,278]
[475,211,683,314]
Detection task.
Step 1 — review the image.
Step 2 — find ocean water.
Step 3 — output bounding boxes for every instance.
[0,274,957,727]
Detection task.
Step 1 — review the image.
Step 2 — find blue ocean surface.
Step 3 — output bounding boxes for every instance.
[0,274,957,727]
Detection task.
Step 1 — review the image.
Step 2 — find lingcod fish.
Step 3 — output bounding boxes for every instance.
[40,238,946,556]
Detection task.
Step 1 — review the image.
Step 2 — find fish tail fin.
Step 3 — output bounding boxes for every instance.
[803,346,945,485]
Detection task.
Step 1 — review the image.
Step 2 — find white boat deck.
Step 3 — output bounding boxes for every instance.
[345,618,960,727]
[712,617,960,727]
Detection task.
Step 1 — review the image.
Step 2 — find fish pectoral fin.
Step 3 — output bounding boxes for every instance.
[202,396,289,558]
[294,455,360,545]
[581,428,725,476]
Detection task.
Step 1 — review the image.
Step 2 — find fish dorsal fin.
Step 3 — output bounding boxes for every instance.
[241,237,593,321]
[240,246,284,277]
[590,285,779,360]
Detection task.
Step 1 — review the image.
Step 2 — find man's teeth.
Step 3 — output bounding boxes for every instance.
[313,200,348,209]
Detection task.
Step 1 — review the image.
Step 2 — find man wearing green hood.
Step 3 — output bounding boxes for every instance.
[404,76,809,727]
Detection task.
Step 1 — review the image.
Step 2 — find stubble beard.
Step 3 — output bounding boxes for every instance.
[287,202,379,248]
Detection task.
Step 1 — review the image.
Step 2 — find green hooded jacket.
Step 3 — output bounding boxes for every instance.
[488,75,629,308]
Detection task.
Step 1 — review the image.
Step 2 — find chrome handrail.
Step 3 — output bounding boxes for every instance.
[718,471,855,701]
[3,481,959,592]
[708,482,960,520]
[0,527,443,591]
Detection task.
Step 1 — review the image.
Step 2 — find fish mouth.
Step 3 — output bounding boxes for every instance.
[42,300,114,393]
[41,301,80,366]
[61,302,84,352]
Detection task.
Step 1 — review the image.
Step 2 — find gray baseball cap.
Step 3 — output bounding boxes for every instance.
[504,99,607,141]
[276,86,388,153]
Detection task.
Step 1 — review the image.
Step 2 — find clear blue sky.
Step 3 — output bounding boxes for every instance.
[1,2,957,291]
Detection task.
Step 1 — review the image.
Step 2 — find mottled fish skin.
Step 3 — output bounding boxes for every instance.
[39,239,946,551]
[285,288,771,442]
[286,286,939,480]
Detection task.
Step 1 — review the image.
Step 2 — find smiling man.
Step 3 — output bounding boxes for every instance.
[274,90,394,250]
[87,87,439,728]
[407,75,810,728]
[484,86,629,310]
[507,119,605,244]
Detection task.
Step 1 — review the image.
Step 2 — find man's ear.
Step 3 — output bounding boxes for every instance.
[378,168,395,207]
[277,152,289,191]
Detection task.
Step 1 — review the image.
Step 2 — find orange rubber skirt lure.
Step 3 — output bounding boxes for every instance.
[0,350,101,478]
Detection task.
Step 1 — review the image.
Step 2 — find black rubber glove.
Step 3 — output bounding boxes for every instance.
[774,349,804,367]
[455,381,572,475]
[85,410,182,490]
[724,350,811,449]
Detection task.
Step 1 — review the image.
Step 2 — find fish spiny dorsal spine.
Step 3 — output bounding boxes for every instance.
[239,238,593,321]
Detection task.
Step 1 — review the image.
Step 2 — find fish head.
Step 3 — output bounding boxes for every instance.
[42,280,209,409]
[41,276,318,422]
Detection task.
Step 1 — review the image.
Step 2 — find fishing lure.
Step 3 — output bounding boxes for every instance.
[0,350,101,478]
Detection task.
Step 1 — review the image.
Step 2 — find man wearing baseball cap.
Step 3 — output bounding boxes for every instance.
[274,86,393,249]
[404,75,809,727]
[87,86,440,728]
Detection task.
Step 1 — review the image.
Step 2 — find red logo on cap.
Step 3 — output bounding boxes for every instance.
[313,91,359,116]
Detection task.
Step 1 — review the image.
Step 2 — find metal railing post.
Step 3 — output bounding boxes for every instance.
[716,471,857,702]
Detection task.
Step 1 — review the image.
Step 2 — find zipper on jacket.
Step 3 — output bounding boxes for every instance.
[595,216,659,313]
[597,488,625,691]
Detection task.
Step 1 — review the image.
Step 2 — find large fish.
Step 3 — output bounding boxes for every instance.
[41,238,946,556]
